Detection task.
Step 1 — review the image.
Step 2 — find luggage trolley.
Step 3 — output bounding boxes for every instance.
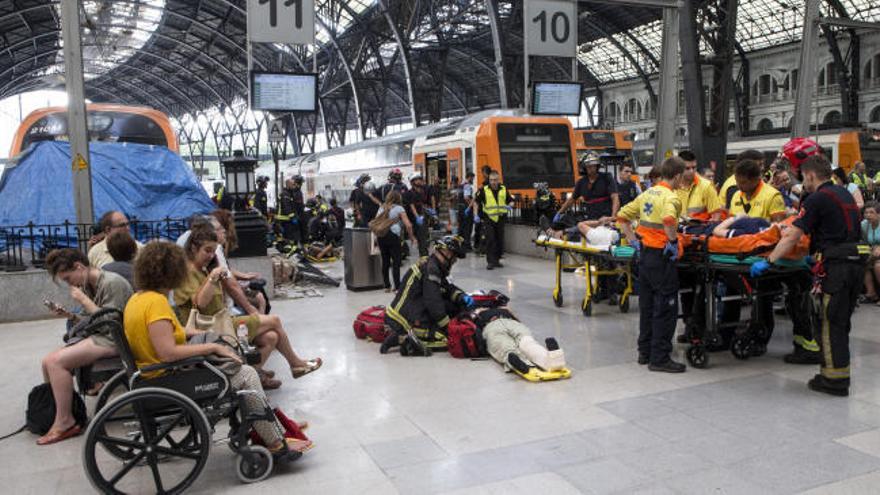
[534,236,636,316]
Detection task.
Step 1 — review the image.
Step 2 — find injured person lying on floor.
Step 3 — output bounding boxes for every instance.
[471,306,571,381]
[537,214,620,248]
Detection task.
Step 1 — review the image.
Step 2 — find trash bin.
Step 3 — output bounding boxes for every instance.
[344,227,384,291]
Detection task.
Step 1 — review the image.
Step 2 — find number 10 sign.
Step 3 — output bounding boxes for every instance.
[525,0,578,58]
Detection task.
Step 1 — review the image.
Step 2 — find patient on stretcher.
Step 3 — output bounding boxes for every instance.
[537,215,620,248]
[472,306,569,380]
[712,215,772,238]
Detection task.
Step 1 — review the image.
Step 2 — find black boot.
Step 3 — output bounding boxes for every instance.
[545,337,559,351]
[648,359,687,373]
[380,334,401,354]
[783,346,821,365]
[400,336,432,357]
[507,353,533,374]
[807,374,849,397]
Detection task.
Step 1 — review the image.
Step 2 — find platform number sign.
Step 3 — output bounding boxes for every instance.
[248,0,314,45]
[525,0,578,58]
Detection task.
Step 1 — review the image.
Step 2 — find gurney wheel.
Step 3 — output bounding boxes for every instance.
[553,292,563,308]
[619,297,630,313]
[582,300,592,317]
[686,345,709,369]
[730,337,752,360]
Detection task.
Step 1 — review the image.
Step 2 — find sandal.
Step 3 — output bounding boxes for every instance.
[292,358,323,379]
[36,424,82,445]
[270,437,313,454]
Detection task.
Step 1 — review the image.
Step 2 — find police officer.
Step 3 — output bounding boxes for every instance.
[457,172,476,251]
[405,173,431,257]
[474,171,513,270]
[617,157,687,373]
[380,235,475,356]
[616,162,641,209]
[254,176,270,217]
[751,154,866,396]
[277,176,305,245]
[555,152,620,300]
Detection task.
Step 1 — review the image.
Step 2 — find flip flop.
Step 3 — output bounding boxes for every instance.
[85,381,104,397]
[36,424,82,445]
[292,358,323,379]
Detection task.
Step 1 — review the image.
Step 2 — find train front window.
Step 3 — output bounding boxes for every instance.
[22,111,168,150]
[497,124,574,189]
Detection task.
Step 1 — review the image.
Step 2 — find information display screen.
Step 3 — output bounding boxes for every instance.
[250,71,318,112]
[531,81,583,116]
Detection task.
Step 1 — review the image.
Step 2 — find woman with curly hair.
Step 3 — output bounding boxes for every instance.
[175,223,321,389]
[124,241,312,454]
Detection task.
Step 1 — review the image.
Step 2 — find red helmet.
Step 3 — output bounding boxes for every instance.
[781,138,820,175]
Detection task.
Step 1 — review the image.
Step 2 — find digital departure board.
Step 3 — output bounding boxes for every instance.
[250,71,318,112]
[531,81,584,116]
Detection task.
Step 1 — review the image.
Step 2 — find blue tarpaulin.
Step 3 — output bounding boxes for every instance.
[0,141,214,227]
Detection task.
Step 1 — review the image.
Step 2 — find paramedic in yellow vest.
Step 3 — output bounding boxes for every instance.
[720,149,766,210]
[474,171,513,270]
[722,159,817,362]
[617,157,687,373]
[676,151,723,345]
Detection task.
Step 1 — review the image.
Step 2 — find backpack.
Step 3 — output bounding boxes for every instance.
[368,208,397,237]
[353,306,390,342]
[447,318,486,359]
[27,383,88,435]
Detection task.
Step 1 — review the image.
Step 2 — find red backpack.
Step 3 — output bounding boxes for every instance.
[353,306,390,342]
[447,317,486,358]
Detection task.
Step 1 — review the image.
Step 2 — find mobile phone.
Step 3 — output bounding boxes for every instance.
[44,299,73,318]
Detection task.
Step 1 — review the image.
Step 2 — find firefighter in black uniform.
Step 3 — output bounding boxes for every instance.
[379,168,408,201]
[474,171,514,270]
[752,154,867,396]
[277,175,305,245]
[351,173,380,227]
[254,176,270,217]
[380,235,475,356]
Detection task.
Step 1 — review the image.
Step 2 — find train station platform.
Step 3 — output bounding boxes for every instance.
[3,254,880,494]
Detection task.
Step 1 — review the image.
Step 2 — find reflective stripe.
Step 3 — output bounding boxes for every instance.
[639,220,665,230]
[276,214,291,221]
[821,366,851,379]
[820,293,834,370]
[437,315,450,328]
[687,206,707,214]
[793,335,820,352]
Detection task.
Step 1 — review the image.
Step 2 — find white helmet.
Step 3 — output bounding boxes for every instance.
[409,172,424,184]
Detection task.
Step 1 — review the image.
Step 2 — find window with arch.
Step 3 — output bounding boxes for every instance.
[818,62,838,88]
[643,98,654,119]
[757,118,774,131]
[677,127,687,137]
[606,102,622,122]
[869,106,880,123]
[625,98,641,122]
[866,53,880,87]
[823,111,842,125]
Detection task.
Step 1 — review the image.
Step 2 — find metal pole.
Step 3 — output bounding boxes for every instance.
[485,0,509,108]
[523,0,530,113]
[654,6,680,163]
[792,0,820,138]
[60,0,93,227]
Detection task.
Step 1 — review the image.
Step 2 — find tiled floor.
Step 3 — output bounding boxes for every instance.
[2,253,880,494]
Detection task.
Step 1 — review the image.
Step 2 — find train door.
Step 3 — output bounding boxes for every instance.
[414,153,427,175]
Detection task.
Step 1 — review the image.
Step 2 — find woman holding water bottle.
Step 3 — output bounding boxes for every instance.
[175,223,322,390]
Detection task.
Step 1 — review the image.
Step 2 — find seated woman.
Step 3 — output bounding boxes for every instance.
[471,305,566,376]
[539,215,619,246]
[211,210,268,314]
[38,248,133,445]
[176,223,322,390]
[861,201,880,304]
[125,241,312,454]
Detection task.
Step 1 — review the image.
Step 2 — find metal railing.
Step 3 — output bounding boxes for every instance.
[0,217,190,271]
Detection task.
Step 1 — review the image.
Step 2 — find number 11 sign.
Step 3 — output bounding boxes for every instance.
[248,0,315,45]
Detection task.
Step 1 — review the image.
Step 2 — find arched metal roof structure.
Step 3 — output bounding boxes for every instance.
[1,0,878,161]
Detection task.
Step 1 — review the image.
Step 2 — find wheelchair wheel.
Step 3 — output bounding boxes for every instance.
[83,387,211,495]
[94,370,129,413]
[686,345,709,369]
[92,371,137,460]
[236,445,274,484]
[730,337,752,360]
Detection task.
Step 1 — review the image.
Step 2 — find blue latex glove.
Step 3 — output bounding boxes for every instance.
[426,208,437,216]
[473,214,481,224]
[464,207,471,216]
[552,212,563,223]
[750,260,771,277]
[629,239,641,252]
[290,218,298,225]
[663,240,678,261]
[504,205,514,213]
[416,215,424,226]
[462,295,475,308]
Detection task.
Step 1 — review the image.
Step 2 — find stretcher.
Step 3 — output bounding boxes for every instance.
[679,246,810,369]
[513,366,572,382]
[534,235,636,316]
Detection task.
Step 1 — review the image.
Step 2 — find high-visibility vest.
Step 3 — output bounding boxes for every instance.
[482,185,508,223]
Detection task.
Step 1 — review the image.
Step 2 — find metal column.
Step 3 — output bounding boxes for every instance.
[654,6,680,163]
[60,0,93,226]
[485,0,509,108]
[792,0,821,138]
[678,0,704,162]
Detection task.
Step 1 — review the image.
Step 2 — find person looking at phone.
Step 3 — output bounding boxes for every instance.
[37,248,133,445]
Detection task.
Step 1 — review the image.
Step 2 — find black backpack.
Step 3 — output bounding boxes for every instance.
[26,383,88,435]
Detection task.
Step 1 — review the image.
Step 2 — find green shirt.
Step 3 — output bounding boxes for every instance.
[173,266,224,322]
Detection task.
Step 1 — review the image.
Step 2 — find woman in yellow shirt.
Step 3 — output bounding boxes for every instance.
[176,223,322,389]
[124,241,311,454]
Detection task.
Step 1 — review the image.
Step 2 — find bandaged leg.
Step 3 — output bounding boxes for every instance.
[485,319,533,370]
[519,335,566,372]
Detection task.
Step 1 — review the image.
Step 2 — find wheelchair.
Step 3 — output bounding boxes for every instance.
[82,319,299,494]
